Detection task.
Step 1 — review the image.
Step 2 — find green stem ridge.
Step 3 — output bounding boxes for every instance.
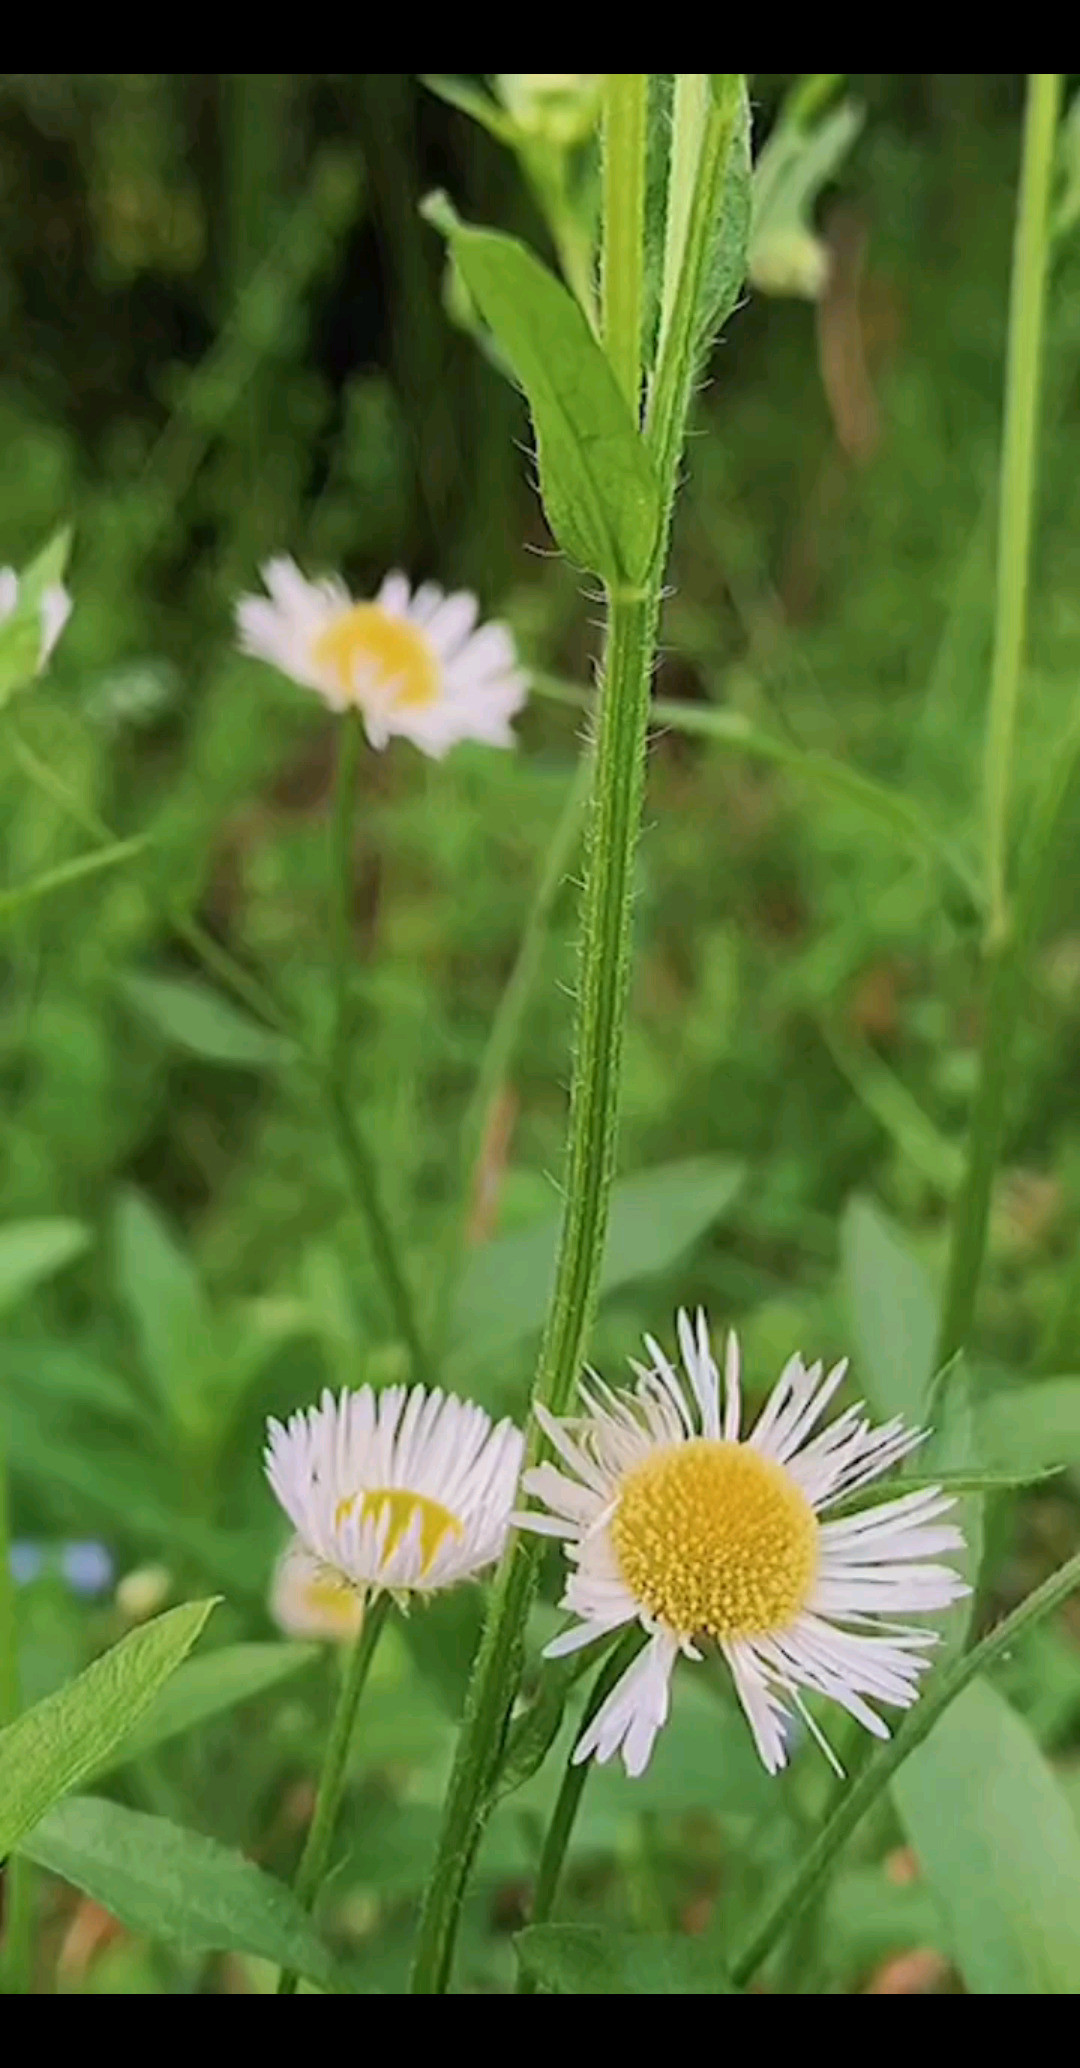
[407,72,660,1996]
[276,1593,392,1995]
[731,1541,1080,1988]
[515,1633,642,1994]
[983,74,1061,944]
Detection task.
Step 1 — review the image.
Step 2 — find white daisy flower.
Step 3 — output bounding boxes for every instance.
[235,558,528,759]
[0,565,72,674]
[270,1538,366,1643]
[515,1312,968,1779]
[265,1384,525,1601]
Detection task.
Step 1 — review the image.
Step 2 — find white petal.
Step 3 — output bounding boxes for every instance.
[39,584,72,665]
[573,1631,678,1777]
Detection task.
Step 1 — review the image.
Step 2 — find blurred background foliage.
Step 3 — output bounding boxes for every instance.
[4,73,1080,1992]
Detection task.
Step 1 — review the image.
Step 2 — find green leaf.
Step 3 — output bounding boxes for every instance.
[93,1643,320,1778]
[20,1797,339,1990]
[112,1188,212,1425]
[0,1601,216,1858]
[841,1195,936,1417]
[422,196,660,584]
[0,1341,151,1431]
[975,1378,1080,1474]
[450,1157,743,1370]
[0,1218,90,1317]
[121,972,292,1068]
[697,76,752,346]
[894,1677,1080,1993]
[515,1924,735,1995]
[17,525,73,604]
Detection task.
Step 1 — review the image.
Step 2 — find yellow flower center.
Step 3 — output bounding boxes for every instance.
[336,1487,462,1575]
[312,604,438,709]
[610,1439,819,1641]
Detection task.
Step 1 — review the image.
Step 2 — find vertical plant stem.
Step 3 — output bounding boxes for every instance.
[936,76,1064,1367]
[937,722,1080,1366]
[276,1593,392,1995]
[515,1634,640,1994]
[433,749,591,1351]
[983,73,1061,944]
[408,77,656,1998]
[602,75,648,410]
[409,70,747,1999]
[321,714,431,1384]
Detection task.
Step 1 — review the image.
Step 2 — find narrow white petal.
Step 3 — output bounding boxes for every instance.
[723,1327,741,1440]
[573,1632,678,1777]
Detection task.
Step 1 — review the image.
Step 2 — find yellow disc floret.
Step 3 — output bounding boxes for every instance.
[312,604,438,709]
[610,1438,819,1640]
[336,1487,462,1575]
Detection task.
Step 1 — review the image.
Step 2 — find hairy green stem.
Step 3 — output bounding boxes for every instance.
[277,1593,392,1995]
[515,1635,641,1994]
[731,1541,1080,1989]
[408,583,657,1997]
[409,69,748,1998]
[983,74,1061,943]
[408,78,658,1994]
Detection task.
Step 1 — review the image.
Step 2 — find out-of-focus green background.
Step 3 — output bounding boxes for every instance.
[4,74,1080,1992]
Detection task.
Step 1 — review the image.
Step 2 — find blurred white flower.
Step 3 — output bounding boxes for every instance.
[265,1384,524,1601]
[0,564,72,675]
[115,1564,172,1622]
[270,1538,366,1643]
[235,558,527,760]
[495,74,604,144]
[516,1311,968,1779]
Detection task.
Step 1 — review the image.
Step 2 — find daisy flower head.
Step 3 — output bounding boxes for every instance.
[0,564,72,681]
[265,1383,525,1604]
[270,1538,366,1643]
[516,1312,968,1780]
[235,558,528,760]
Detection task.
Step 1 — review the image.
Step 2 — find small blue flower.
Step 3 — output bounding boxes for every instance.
[61,1541,115,1597]
[9,1541,44,1585]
